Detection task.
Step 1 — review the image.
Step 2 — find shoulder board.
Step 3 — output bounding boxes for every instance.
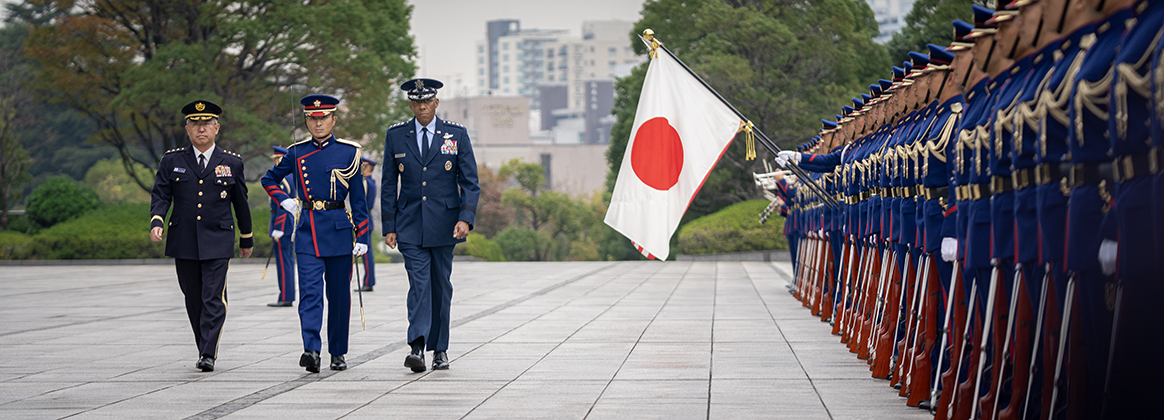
[219,149,242,159]
[164,147,186,155]
[289,138,313,148]
[443,120,464,128]
[388,120,410,129]
[335,139,363,148]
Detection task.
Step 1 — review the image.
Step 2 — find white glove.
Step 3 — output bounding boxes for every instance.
[353,243,368,257]
[1099,239,1117,276]
[941,237,957,262]
[778,151,801,165]
[775,155,789,166]
[271,230,284,240]
[280,198,300,215]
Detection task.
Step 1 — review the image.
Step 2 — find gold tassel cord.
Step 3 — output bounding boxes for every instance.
[740,120,756,160]
[642,29,661,59]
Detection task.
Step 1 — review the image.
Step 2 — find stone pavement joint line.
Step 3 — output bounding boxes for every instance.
[0,262,934,420]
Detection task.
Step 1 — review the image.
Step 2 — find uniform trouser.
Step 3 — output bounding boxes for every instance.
[400,243,455,352]
[297,254,351,356]
[787,233,799,274]
[828,232,843,306]
[358,230,375,287]
[175,258,229,358]
[273,238,295,301]
[1066,184,1116,419]
[1101,176,1164,418]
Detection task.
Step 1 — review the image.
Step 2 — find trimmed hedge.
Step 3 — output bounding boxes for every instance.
[454,232,505,262]
[2,202,272,260]
[678,200,787,255]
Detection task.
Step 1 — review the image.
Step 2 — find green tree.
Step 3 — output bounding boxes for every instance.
[472,165,514,238]
[26,174,100,228]
[884,0,982,61]
[0,25,36,227]
[16,0,417,191]
[608,0,889,227]
[497,158,600,261]
[84,157,153,204]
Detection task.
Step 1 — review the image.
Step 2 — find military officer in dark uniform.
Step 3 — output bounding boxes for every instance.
[356,157,377,292]
[382,78,481,372]
[267,146,297,307]
[260,94,370,373]
[150,100,254,372]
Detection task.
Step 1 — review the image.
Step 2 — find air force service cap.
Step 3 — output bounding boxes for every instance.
[182,100,222,121]
[301,94,339,117]
[400,78,443,101]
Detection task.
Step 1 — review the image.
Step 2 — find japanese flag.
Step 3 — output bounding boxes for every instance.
[604,50,741,260]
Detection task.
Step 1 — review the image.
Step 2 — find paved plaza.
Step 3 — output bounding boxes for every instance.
[0,261,933,419]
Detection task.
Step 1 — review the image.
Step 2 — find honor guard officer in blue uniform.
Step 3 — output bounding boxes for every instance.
[382,78,481,372]
[356,156,377,292]
[260,94,370,373]
[150,100,254,372]
[268,146,297,307]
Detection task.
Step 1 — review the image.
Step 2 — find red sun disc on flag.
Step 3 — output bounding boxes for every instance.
[631,117,683,191]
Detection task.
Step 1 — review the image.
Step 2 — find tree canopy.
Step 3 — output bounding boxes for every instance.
[15,0,418,189]
[884,0,982,61]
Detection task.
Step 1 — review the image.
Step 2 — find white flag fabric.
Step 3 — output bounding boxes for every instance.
[604,50,741,260]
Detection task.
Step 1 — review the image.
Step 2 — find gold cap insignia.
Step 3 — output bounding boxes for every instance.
[445,161,452,171]
[416,79,424,90]
[313,100,322,107]
[195,102,206,111]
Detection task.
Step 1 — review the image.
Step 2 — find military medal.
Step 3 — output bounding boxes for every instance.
[445,161,452,171]
[221,191,227,199]
[215,165,232,177]
[398,163,404,172]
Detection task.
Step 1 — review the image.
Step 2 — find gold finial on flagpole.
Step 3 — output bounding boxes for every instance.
[642,29,661,58]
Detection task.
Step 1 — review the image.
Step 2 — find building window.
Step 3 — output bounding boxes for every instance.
[608,47,617,56]
[503,77,509,84]
[589,46,594,52]
[547,63,554,71]
[548,75,554,81]
[502,42,508,50]
[609,61,616,70]
[503,88,510,93]
[478,57,484,64]
[479,68,484,75]
[503,54,508,62]
[503,65,509,73]
[478,45,484,53]
[479,80,484,87]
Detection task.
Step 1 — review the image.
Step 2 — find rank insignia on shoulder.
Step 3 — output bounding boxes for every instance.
[395,153,406,158]
[445,161,453,171]
[173,167,186,173]
[221,191,228,199]
[398,163,404,172]
[215,165,232,177]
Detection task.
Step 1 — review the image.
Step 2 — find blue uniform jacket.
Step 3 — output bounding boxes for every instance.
[381,117,481,248]
[269,174,296,237]
[260,136,370,258]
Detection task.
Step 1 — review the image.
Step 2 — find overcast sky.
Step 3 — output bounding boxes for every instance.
[409,0,647,92]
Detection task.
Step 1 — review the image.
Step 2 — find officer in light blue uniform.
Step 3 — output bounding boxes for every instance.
[268,146,297,307]
[260,94,370,373]
[356,157,377,292]
[382,78,481,372]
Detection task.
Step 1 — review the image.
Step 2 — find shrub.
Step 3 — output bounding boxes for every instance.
[678,200,787,255]
[3,214,37,234]
[493,226,552,261]
[454,232,505,262]
[0,231,32,259]
[29,202,163,259]
[26,174,101,228]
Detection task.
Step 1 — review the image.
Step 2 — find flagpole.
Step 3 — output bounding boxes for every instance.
[637,31,838,209]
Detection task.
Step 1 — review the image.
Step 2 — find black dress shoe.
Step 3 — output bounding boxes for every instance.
[404,341,426,372]
[196,356,215,372]
[330,355,347,371]
[300,350,321,373]
[432,351,449,370]
[267,301,293,307]
[355,285,373,292]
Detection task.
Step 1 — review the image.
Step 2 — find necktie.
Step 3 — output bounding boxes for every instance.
[421,127,431,159]
[199,155,206,170]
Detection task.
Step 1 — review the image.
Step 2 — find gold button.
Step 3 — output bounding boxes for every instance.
[302,166,307,170]
[305,180,310,184]
[423,167,427,171]
[198,191,203,196]
[422,181,427,186]
[199,180,203,184]
[422,196,427,201]
[197,204,202,208]
[197,216,201,221]
[303,173,308,177]
[301,159,305,163]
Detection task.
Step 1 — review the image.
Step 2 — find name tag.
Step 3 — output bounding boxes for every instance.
[395,153,406,158]
[173,167,186,173]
